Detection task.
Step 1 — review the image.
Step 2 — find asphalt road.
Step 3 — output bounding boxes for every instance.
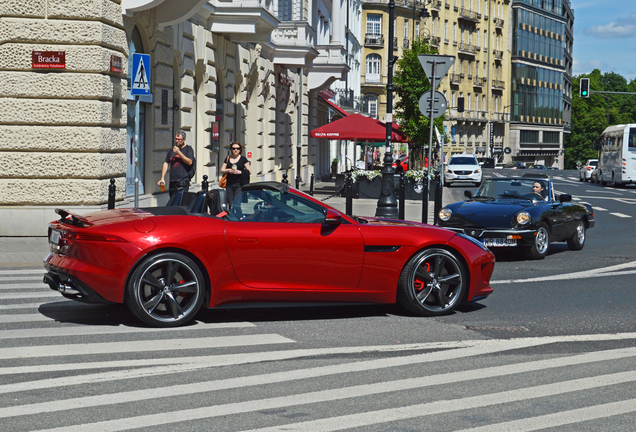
[2,169,636,431]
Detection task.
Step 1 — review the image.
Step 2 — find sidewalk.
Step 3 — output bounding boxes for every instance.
[0,182,447,269]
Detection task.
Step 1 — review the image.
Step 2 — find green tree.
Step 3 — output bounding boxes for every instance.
[393,38,445,168]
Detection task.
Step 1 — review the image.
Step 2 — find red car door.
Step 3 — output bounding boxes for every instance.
[225,221,364,290]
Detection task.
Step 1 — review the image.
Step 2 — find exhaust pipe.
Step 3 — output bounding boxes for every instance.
[43,273,81,296]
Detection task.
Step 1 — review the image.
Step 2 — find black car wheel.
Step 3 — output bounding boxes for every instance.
[525,223,550,260]
[567,220,586,250]
[397,248,466,316]
[126,252,205,327]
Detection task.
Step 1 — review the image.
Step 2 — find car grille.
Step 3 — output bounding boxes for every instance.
[453,170,474,175]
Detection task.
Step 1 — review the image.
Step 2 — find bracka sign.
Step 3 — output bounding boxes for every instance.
[32,51,66,69]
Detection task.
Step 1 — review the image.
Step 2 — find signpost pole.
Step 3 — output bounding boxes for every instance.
[134,97,140,208]
[423,64,436,224]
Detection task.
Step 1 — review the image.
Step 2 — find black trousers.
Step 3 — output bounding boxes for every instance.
[226,182,242,209]
[169,180,190,197]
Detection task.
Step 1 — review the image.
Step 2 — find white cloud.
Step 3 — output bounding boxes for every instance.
[573,58,611,75]
[583,14,636,38]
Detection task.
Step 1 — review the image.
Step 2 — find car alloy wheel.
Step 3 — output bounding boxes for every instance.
[567,220,586,251]
[525,223,550,260]
[126,252,205,327]
[397,248,466,316]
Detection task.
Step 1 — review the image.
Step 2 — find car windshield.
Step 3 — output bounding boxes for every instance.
[589,161,598,167]
[449,157,478,165]
[475,178,551,202]
[228,189,327,223]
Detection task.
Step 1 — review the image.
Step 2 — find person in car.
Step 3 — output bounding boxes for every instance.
[531,181,547,200]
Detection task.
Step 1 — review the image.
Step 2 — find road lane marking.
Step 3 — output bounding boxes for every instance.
[611,212,632,218]
[0,334,294,360]
[492,260,636,284]
[455,398,636,431]
[0,302,47,310]
[594,206,608,211]
[0,269,45,275]
[0,292,59,299]
[4,344,636,421]
[0,314,51,323]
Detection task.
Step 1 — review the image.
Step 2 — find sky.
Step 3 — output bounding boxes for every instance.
[572,0,636,80]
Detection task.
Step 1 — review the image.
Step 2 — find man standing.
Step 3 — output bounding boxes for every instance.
[158,130,195,197]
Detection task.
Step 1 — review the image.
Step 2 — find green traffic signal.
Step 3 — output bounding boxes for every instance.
[580,78,590,98]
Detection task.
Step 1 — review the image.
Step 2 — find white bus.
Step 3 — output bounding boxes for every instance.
[594,124,636,186]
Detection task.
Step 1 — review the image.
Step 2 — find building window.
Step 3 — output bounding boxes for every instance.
[366,54,381,82]
[367,14,381,35]
[544,131,560,143]
[367,95,378,118]
[520,130,540,144]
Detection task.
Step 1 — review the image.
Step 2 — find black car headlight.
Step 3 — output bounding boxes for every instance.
[456,233,489,251]
[439,208,452,221]
[516,211,531,226]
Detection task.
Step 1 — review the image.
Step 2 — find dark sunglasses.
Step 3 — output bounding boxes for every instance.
[231,147,240,150]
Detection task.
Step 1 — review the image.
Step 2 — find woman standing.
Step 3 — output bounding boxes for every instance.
[221,142,251,209]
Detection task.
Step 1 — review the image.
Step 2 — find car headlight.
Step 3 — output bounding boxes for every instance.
[445,168,452,173]
[456,233,489,251]
[516,211,531,225]
[474,169,481,174]
[439,208,452,221]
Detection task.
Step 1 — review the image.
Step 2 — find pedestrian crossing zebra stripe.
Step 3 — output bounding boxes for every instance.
[2,343,636,421]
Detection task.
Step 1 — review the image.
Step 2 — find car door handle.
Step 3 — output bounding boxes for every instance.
[238,238,257,243]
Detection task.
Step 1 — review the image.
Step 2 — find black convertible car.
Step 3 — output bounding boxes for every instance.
[437,175,595,259]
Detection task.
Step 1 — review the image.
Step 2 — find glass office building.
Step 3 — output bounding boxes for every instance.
[508,0,573,168]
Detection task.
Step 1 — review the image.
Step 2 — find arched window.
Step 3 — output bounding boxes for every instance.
[366,54,381,82]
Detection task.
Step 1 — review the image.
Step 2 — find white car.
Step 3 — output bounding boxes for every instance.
[444,154,482,186]
[579,158,598,182]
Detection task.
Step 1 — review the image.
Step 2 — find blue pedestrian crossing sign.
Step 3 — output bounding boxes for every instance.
[131,53,151,96]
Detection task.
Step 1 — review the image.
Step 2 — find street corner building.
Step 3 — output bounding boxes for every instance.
[0,0,351,236]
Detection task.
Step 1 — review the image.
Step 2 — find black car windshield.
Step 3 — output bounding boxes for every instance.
[476,178,550,201]
[449,157,478,165]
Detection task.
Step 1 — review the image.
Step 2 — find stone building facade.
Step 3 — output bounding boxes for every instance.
[0,0,349,236]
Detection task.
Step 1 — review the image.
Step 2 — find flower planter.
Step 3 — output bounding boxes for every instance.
[357,176,383,199]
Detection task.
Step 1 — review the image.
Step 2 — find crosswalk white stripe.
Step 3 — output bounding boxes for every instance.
[594,206,608,211]
[455,398,636,432]
[234,371,636,432]
[0,269,45,275]
[0,275,45,282]
[3,344,635,421]
[0,321,256,340]
[0,302,45,310]
[0,292,59,299]
[611,212,632,218]
[492,260,636,284]
[0,334,294,360]
[0,314,51,323]
[30,368,636,432]
[0,282,47,289]
[4,334,636,396]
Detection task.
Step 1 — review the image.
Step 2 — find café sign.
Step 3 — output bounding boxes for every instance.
[32,51,66,69]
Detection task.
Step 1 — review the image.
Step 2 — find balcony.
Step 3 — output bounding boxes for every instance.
[208,0,278,44]
[494,18,504,28]
[450,73,461,84]
[473,77,486,87]
[403,38,410,49]
[493,50,503,60]
[307,44,350,91]
[492,79,505,90]
[365,33,384,47]
[458,41,476,56]
[431,0,442,10]
[458,7,480,23]
[431,36,441,46]
[270,22,319,67]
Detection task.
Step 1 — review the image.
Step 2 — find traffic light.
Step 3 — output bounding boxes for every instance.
[457,97,465,112]
[580,78,590,98]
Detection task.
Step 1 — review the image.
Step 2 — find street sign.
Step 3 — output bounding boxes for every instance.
[504,147,512,154]
[131,53,151,96]
[418,90,447,119]
[417,54,455,87]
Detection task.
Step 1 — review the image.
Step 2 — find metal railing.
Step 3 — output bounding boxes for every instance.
[364,34,384,46]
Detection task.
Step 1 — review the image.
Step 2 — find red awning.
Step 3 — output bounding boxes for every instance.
[319,97,349,117]
[310,113,408,142]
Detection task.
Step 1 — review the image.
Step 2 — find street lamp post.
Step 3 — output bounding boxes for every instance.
[375,0,398,218]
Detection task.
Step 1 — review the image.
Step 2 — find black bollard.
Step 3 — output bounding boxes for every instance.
[345,171,353,216]
[398,171,405,220]
[434,172,443,225]
[107,178,116,210]
[295,174,300,189]
[309,173,314,196]
[282,173,289,184]
[421,171,428,224]
[202,174,209,192]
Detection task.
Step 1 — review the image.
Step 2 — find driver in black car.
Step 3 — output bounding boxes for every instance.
[531,181,547,200]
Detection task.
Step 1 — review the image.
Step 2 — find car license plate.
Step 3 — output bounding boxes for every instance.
[482,238,517,247]
[49,229,61,246]
[457,176,469,179]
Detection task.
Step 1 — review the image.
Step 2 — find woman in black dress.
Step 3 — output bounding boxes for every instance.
[221,141,251,209]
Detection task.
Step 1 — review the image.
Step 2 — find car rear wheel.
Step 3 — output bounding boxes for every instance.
[567,220,586,250]
[126,252,205,327]
[397,248,466,316]
[525,223,550,260]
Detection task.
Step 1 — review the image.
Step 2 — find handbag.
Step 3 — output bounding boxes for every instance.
[218,173,227,188]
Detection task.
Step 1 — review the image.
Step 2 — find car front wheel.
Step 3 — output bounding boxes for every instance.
[126,252,205,327]
[567,220,586,250]
[397,248,466,316]
[525,223,550,260]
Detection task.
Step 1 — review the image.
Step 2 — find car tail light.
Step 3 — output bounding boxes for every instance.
[587,166,593,171]
[75,233,127,242]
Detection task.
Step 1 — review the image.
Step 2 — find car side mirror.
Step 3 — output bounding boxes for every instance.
[324,209,342,225]
[464,190,473,199]
[559,194,572,203]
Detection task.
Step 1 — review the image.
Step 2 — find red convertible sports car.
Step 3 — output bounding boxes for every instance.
[44,182,495,327]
